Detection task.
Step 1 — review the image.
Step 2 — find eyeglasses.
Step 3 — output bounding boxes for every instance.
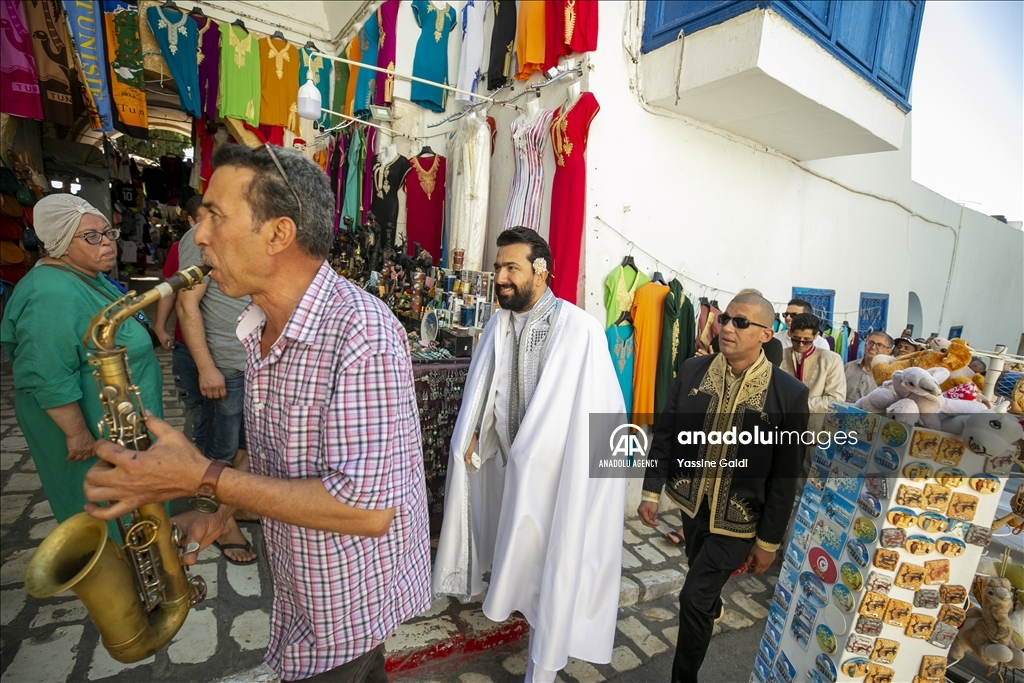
[77,228,120,245]
[718,313,770,330]
[864,340,892,349]
[262,144,304,232]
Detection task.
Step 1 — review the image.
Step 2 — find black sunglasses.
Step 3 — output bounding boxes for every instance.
[718,313,770,330]
[262,144,304,232]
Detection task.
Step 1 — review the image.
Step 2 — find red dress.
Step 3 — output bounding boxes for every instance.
[548,92,599,304]
[405,154,446,261]
[545,0,599,69]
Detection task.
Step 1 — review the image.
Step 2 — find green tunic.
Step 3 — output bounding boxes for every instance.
[654,279,696,415]
[0,266,164,527]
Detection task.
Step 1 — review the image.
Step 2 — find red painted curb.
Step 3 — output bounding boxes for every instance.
[385,616,529,673]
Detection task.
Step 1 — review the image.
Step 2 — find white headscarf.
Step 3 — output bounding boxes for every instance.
[33,194,109,257]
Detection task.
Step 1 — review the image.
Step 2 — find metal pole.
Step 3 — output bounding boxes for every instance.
[315,51,493,103]
[982,344,1008,401]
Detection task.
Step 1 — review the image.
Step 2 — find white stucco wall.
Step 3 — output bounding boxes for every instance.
[578,1,1022,353]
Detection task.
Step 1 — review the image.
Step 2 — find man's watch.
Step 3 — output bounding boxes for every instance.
[190,460,230,514]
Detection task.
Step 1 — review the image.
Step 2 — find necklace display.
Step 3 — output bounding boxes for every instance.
[414,364,469,516]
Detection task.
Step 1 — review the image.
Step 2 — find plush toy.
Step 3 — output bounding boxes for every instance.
[940,410,1024,457]
[856,367,989,430]
[950,577,1024,670]
[871,338,983,393]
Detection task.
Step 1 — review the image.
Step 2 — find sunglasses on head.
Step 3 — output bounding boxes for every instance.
[718,313,770,330]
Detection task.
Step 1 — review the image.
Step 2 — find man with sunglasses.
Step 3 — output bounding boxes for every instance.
[84,144,431,682]
[776,298,830,351]
[639,293,809,683]
[780,313,847,413]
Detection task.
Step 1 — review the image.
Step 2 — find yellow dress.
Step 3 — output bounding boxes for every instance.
[259,37,300,132]
[515,0,546,81]
[631,281,670,423]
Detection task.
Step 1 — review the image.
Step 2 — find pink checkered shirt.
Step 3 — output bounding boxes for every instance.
[236,262,431,681]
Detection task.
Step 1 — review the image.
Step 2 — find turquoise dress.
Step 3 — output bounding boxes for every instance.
[146,6,201,117]
[299,47,332,127]
[342,129,365,226]
[352,12,379,118]
[606,323,635,418]
[0,266,164,535]
[410,0,457,113]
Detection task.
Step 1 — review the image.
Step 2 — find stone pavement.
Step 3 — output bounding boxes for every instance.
[0,349,774,683]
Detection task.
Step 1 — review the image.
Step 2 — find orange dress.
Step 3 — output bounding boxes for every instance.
[515,0,546,81]
[344,35,361,116]
[259,37,300,132]
[631,281,670,423]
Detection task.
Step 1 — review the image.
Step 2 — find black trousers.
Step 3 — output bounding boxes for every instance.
[294,644,387,683]
[672,502,755,683]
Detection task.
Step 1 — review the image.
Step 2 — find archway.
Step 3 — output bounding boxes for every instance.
[907,291,923,336]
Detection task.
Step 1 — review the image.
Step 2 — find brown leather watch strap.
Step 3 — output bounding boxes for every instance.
[197,460,230,498]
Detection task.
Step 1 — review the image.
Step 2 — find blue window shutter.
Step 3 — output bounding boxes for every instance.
[875,0,922,98]
[786,0,833,33]
[834,1,884,69]
[857,293,890,337]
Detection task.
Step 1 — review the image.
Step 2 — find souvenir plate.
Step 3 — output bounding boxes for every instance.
[809,547,838,584]
[832,584,855,613]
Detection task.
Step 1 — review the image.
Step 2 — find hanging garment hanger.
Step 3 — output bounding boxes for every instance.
[232,18,247,31]
[271,30,286,41]
[304,40,318,51]
[162,0,180,10]
[710,299,719,309]
[189,6,205,17]
[416,145,435,157]
[613,311,632,326]
[621,254,636,271]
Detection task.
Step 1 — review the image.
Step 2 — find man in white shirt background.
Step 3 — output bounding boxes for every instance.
[844,331,892,403]
[776,298,831,351]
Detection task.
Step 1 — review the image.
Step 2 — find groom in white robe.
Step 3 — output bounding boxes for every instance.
[433,228,627,682]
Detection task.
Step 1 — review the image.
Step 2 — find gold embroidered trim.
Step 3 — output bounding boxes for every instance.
[196,19,210,66]
[551,99,579,166]
[411,155,439,200]
[384,60,395,102]
[303,50,324,85]
[564,0,576,44]
[266,39,290,80]
[228,26,253,69]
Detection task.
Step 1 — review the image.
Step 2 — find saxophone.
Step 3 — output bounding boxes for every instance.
[24,265,211,663]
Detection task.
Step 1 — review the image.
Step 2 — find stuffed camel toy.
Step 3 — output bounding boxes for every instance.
[855,366,989,430]
[871,337,984,394]
[950,576,1024,670]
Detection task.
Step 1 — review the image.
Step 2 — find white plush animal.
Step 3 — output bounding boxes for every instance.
[941,411,1024,458]
[856,367,990,430]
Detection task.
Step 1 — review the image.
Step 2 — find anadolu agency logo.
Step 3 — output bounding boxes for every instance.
[600,424,656,468]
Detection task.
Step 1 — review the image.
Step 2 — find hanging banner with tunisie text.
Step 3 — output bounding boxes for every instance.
[64,0,115,133]
[101,0,148,138]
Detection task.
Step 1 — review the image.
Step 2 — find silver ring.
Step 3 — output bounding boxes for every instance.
[184,542,200,554]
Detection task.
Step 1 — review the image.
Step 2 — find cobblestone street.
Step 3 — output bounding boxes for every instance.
[0,349,774,683]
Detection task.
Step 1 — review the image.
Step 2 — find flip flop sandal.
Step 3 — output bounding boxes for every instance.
[213,539,258,565]
[665,531,684,546]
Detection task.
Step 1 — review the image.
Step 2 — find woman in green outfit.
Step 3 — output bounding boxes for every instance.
[0,195,163,526]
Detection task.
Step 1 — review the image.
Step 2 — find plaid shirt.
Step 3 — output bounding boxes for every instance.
[237,262,431,681]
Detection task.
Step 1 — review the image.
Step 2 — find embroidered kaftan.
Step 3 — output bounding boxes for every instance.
[486,0,516,89]
[446,111,490,271]
[456,0,485,103]
[259,37,299,130]
[410,0,458,113]
[375,0,400,105]
[218,23,260,125]
[353,12,379,117]
[146,6,200,117]
[299,47,332,127]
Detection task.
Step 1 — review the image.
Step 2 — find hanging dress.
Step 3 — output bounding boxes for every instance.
[410,0,458,113]
[353,12,379,118]
[299,47,331,127]
[515,0,546,81]
[544,0,570,71]
[606,322,635,418]
[486,0,517,89]
[375,0,400,106]
[146,5,200,118]
[654,279,695,414]
[631,281,670,424]
[405,154,446,259]
[603,265,649,329]
[547,92,599,304]
[456,0,485,104]
[446,111,490,270]
[370,153,411,250]
[501,108,554,232]
[218,23,260,126]
[23,0,74,127]
[341,129,364,228]
[193,15,219,121]
[565,0,599,53]
[1,0,44,120]
[344,34,360,116]
[259,37,299,129]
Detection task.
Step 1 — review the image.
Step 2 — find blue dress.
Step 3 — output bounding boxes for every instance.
[353,12,379,118]
[410,0,457,113]
[299,48,332,127]
[606,323,635,418]
[146,6,201,117]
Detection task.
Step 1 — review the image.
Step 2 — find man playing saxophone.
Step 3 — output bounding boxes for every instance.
[84,144,432,683]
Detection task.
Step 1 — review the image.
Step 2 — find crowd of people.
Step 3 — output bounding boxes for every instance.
[0,145,1000,683]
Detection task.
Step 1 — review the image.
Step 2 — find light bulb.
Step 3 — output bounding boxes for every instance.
[297,78,322,120]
